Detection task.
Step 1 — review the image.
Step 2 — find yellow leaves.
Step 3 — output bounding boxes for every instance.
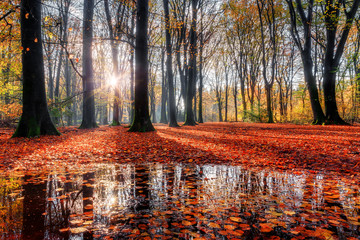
[283,210,296,216]
[70,227,87,234]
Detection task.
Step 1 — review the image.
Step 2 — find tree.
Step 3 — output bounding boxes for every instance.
[286,0,326,124]
[163,0,179,127]
[128,0,155,132]
[79,0,98,129]
[256,0,278,123]
[104,0,124,126]
[12,0,59,137]
[322,0,360,124]
[184,0,198,126]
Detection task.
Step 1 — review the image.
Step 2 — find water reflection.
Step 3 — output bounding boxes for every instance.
[0,163,359,239]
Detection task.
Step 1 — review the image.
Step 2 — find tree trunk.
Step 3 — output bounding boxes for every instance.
[323,61,346,124]
[265,84,273,123]
[129,0,155,132]
[163,0,179,127]
[65,57,72,126]
[184,0,198,126]
[129,12,135,125]
[321,0,359,124]
[224,67,229,122]
[198,30,204,123]
[159,48,168,124]
[104,0,120,126]
[13,0,59,137]
[79,0,98,129]
[233,82,238,122]
[216,88,223,122]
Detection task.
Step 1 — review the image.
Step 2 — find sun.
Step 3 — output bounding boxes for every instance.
[108,75,118,87]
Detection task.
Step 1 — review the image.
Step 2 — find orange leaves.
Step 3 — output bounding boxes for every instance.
[0,123,360,240]
[182,220,194,226]
[259,223,273,233]
[229,217,242,223]
[224,224,236,230]
[208,222,221,228]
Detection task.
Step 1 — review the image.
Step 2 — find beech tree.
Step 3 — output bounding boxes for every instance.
[286,0,326,124]
[163,0,179,127]
[129,0,155,132]
[13,0,59,137]
[184,0,198,126]
[322,0,360,124]
[79,0,98,129]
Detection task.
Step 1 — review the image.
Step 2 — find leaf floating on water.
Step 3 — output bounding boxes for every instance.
[70,219,84,225]
[84,204,93,210]
[229,217,242,222]
[59,227,70,233]
[70,227,87,234]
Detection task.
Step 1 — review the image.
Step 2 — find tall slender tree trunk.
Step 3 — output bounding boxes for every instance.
[224,67,229,122]
[129,12,135,125]
[233,81,238,122]
[80,0,98,129]
[13,0,59,137]
[129,0,155,132]
[198,28,204,123]
[104,0,120,126]
[184,0,198,126]
[163,0,179,127]
[65,57,72,126]
[160,48,168,124]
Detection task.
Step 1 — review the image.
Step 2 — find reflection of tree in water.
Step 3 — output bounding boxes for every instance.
[22,174,47,240]
[0,175,23,239]
[1,163,360,239]
[92,164,134,228]
[44,171,83,238]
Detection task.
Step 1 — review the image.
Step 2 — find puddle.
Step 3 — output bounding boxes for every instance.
[0,163,359,239]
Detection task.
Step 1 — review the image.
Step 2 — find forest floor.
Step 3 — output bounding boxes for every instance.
[0,122,359,175]
[1,122,360,239]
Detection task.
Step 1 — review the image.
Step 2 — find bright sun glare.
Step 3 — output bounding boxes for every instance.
[109,76,118,87]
